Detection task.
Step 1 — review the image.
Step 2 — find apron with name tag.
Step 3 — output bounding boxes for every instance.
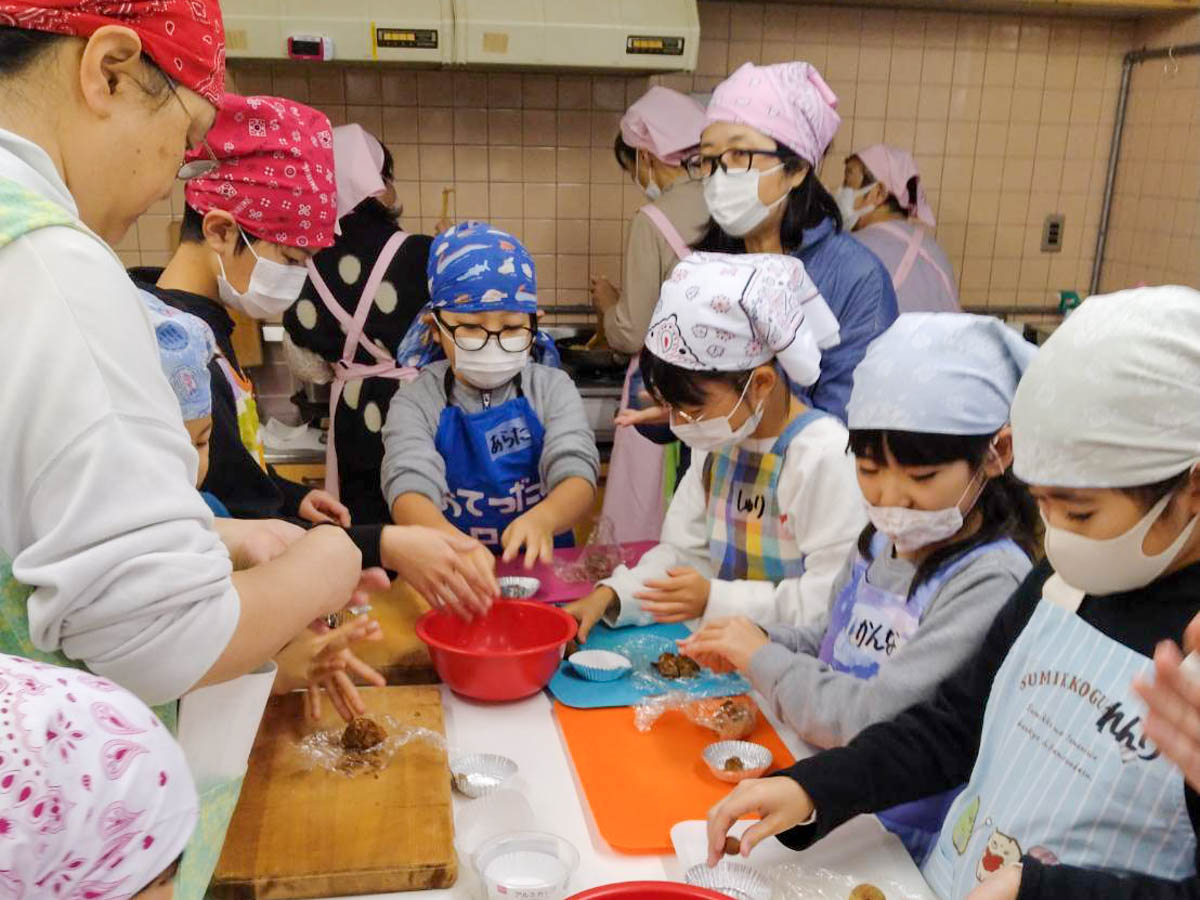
[817,533,1027,862]
[0,176,261,900]
[702,409,824,583]
[922,574,1196,897]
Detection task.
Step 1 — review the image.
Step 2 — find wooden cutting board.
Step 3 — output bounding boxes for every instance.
[358,580,438,685]
[212,685,456,898]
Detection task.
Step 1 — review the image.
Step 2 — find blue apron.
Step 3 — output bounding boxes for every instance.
[434,367,571,550]
[818,534,1028,864]
[922,575,1196,897]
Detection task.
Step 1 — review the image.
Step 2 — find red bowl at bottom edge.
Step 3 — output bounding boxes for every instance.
[567,882,732,900]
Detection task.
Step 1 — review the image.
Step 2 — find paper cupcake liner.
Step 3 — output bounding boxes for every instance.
[703,740,773,784]
[568,649,633,682]
[685,860,773,900]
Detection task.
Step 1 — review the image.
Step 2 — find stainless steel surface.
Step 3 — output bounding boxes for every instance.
[1092,42,1200,295]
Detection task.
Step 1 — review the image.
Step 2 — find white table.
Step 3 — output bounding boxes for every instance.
[322,687,932,900]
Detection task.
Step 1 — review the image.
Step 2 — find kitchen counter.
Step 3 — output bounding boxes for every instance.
[304,656,931,899]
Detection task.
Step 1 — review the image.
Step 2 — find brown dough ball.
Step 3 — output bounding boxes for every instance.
[724,835,742,857]
[723,756,746,772]
[676,655,701,678]
[848,885,886,900]
[341,716,387,751]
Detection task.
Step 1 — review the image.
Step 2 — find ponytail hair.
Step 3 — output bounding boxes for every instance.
[848,429,1040,598]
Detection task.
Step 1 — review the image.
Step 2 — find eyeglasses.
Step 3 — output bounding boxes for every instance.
[433,311,536,353]
[163,74,220,181]
[684,148,785,181]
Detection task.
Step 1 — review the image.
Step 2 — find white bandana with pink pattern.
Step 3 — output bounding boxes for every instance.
[0,655,196,900]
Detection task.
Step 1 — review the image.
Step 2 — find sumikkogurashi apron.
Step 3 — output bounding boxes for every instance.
[305,230,418,500]
[599,204,692,544]
[0,176,271,900]
[921,574,1196,897]
[435,368,573,551]
[816,533,1029,863]
[702,409,825,582]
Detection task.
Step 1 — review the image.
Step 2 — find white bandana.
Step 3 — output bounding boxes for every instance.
[643,252,840,387]
[1012,286,1200,487]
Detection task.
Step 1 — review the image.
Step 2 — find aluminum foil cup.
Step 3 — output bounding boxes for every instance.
[498,576,541,600]
[703,741,773,784]
[685,860,772,900]
[450,752,518,799]
[568,649,632,682]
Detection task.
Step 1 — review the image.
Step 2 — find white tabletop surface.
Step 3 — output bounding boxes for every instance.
[314,684,936,900]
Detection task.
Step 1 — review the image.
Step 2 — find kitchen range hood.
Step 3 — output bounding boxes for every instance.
[219,0,699,71]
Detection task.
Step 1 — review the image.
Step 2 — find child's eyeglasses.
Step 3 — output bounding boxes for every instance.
[434,311,536,353]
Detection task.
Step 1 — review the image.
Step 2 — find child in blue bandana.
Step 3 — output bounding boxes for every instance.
[385,223,600,576]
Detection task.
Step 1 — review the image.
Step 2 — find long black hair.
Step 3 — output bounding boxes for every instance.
[849,429,1040,597]
[694,140,843,254]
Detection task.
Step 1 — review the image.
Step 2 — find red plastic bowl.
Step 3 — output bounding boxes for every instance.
[416,599,578,701]
[568,882,731,900]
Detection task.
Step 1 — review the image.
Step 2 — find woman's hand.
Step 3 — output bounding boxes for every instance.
[214,517,306,569]
[965,864,1022,900]
[589,275,619,313]
[299,489,352,527]
[635,566,711,622]
[614,405,669,428]
[501,507,556,570]
[272,616,386,721]
[1135,623,1200,791]
[706,776,815,866]
[564,586,618,643]
[382,525,497,618]
[679,617,770,671]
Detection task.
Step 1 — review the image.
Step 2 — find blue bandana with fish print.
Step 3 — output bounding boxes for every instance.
[396,222,560,368]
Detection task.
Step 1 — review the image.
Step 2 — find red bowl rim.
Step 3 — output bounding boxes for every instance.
[415,599,579,657]
[567,882,732,900]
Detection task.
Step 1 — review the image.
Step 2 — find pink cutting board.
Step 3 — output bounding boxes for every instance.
[496,540,657,604]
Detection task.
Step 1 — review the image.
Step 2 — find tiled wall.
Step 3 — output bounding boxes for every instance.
[118,1,1139,315]
[1100,12,1200,293]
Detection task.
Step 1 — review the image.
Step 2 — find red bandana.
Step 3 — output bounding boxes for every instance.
[184,93,337,250]
[0,0,225,106]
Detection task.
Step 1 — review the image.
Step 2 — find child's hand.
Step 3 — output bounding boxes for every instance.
[383,526,497,618]
[299,489,352,527]
[501,507,556,570]
[706,776,814,866]
[966,864,1022,900]
[1135,635,1200,791]
[273,616,385,721]
[614,405,669,428]
[564,587,618,643]
[679,617,770,671]
[635,566,711,622]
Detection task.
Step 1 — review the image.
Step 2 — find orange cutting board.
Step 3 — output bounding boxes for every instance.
[555,699,795,854]
[212,686,455,898]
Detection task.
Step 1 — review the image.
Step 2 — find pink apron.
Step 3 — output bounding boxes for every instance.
[306,231,418,500]
[875,221,956,301]
[599,205,690,543]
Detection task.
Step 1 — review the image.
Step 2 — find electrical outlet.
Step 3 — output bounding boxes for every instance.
[1042,214,1065,253]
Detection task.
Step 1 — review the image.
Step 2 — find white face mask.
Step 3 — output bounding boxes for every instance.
[216,236,309,319]
[437,321,529,391]
[634,150,662,201]
[703,164,786,238]
[1043,488,1199,596]
[866,463,990,554]
[669,377,764,452]
[835,184,876,231]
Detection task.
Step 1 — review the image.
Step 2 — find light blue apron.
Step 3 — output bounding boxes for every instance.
[0,176,244,900]
[817,535,1027,863]
[922,575,1197,897]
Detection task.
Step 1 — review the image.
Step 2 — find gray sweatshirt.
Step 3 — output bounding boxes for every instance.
[380,359,600,511]
[746,538,1031,750]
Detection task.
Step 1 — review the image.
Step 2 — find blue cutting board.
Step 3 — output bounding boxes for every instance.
[548,622,750,709]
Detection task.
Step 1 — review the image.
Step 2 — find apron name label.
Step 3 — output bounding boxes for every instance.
[734,488,766,519]
[485,417,534,459]
[845,614,900,657]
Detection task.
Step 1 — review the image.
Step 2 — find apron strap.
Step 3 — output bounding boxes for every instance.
[875,221,957,301]
[638,204,692,261]
[317,230,411,499]
[1042,572,1086,613]
[769,407,826,456]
